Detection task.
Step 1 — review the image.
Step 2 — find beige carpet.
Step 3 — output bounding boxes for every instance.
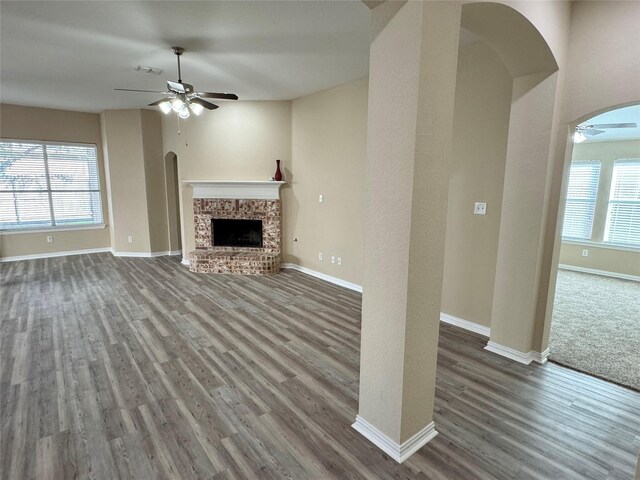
[549,269,640,391]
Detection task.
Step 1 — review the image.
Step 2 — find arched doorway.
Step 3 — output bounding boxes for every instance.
[548,102,640,390]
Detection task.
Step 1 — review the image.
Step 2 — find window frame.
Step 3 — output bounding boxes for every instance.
[0,138,105,233]
[603,159,640,248]
[561,160,602,242]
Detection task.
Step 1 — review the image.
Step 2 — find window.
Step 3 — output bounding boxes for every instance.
[0,140,103,231]
[562,161,601,241]
[604,160,640,247]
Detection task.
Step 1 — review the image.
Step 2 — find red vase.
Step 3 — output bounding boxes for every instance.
[274,159,283,181]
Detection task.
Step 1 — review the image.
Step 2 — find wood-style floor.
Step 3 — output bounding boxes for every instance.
[1,254,639,480]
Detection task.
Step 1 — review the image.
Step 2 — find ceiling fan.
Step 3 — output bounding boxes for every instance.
[115,46,238,118]
[573,122,637,143]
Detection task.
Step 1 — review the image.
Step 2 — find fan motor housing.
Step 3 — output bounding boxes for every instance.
[167,80,194,94]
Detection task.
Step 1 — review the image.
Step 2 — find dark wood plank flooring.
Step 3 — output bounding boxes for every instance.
[1,254,639,479]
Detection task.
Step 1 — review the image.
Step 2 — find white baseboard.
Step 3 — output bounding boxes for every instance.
[530,348,550,364]
[440,313,490,337]
[352,415,437,464]
[111,249,179,258]
[1,248,183,263]
[0,247,112,263]
[281,263,363,293]
[484,341,548,365]
[181,257,190,266]
[559,264,639,282]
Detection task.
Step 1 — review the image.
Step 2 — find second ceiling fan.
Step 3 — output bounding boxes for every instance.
[115,46,238,118]
[574,122,637,141]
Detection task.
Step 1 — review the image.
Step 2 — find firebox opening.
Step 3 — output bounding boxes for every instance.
[212,219,263,248]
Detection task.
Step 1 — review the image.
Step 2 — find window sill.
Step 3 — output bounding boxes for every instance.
[561,239,640,253]
[0,224,107,235]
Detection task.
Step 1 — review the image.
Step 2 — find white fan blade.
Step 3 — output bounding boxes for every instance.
[589,123,637,129]
[583,129,605,136]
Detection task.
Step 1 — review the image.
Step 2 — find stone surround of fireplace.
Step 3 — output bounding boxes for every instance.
[184,181,285,275]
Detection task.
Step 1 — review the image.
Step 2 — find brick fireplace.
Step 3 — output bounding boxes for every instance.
[184,181,285,275]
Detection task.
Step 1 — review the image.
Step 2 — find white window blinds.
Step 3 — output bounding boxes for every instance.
[562,161,601,241]
[0,140,103,231]
[604,160,640,247]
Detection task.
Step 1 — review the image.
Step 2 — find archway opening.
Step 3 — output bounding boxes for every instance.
[548,102,640,390]
[441,2,559,353]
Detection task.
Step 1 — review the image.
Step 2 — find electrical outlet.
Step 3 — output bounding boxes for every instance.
[319,194,324,203]
[128,235,133,243]
[337,257,342,266]
[46,235,53,243]
[474,202,487,215]
[318,252,323,261]
[582,249,589,257]
[331,256,335,264]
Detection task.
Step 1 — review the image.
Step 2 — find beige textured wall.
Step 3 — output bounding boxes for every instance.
[0,228,110,259]
[0,104,110,258]
[559,140,640,276]
[141,110,170,254]
[560,245,639,277]
[161,101,292,261]
[287,78,368,285]
[561,2,640,127]
[441,41,513,328]
[100,110,152,253]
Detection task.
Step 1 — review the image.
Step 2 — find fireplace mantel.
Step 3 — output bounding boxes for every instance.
[183,180,285,200]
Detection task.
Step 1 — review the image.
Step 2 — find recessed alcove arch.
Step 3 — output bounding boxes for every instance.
[461,2,558,77]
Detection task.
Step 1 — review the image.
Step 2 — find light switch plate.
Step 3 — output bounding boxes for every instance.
[474,202,487,215]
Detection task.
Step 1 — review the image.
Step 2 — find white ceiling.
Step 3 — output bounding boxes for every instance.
[0,1,372,112]
[580,104,640,143]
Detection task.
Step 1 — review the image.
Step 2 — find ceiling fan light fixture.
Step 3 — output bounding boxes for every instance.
[190,102,204,116]
[158,100,172,115]
[178,105,190,119]
[172,98,185,112]
[116,47,238,121]
[573,130,587,143]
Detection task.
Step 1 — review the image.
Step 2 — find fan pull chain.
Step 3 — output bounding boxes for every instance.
[185,119,189,147]
[175,118,189,147]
